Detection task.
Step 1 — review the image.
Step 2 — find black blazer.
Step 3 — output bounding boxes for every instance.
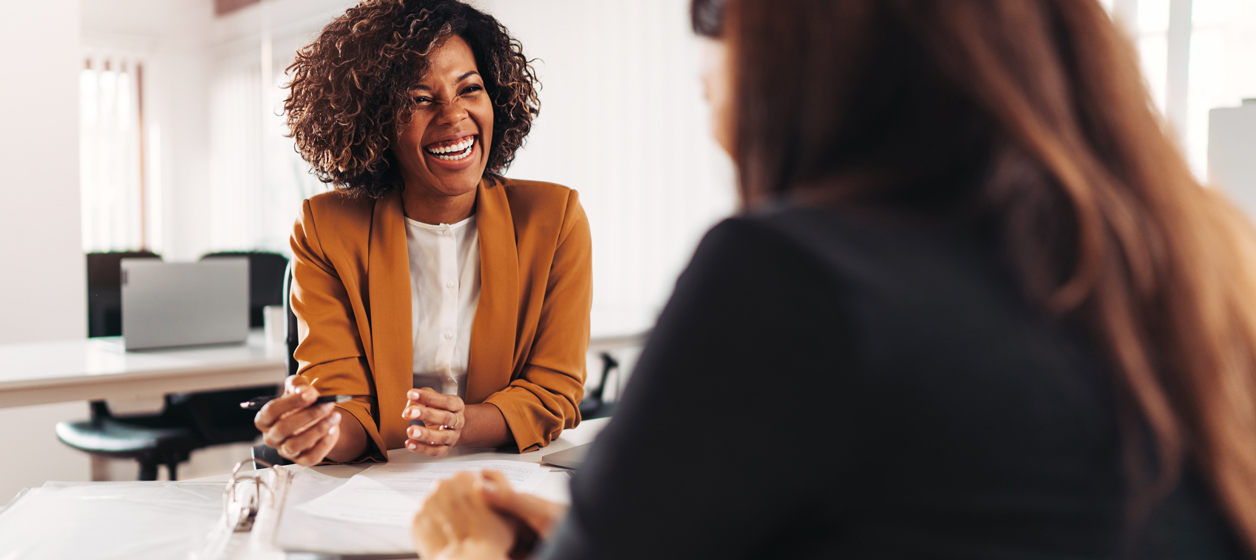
[542,205,1241,559]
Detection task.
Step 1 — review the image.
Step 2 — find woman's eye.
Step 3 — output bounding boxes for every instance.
[462,85,483,95]
[413,96,433,105]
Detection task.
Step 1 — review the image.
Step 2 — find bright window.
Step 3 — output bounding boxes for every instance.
[79,52,159,253]
[1186,0,1256,180]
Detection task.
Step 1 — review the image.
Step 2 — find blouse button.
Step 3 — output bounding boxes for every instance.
[444,332,453,340]
[446,281,456,289]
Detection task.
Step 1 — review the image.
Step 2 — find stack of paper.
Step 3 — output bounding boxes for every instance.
[296,460,549,527]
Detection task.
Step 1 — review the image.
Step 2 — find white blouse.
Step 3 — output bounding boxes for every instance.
[404,214,481,399]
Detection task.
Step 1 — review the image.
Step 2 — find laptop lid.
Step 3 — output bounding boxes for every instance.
[121,258,250,350]
[541,442,592,470]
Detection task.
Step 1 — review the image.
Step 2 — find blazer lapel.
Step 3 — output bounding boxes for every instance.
[467,179,519,404]
[368,190,414,446]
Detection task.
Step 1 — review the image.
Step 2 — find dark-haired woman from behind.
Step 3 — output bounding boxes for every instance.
[252,0,591,467]
[412,0,1256,558]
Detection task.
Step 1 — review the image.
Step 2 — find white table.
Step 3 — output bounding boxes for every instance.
[268,417,608,557]
[327,416,604,473]
[0,418,610,559]
[0,330,287,409]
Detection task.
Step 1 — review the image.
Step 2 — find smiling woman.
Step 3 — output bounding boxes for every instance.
[392,36,494,224]
[257,0,592,467]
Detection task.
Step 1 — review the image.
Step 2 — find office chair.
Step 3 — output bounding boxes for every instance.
[57,252,287,480]
[176,252,290,444]
[200,251,290,328]
[580,353,622,420]
[86,251,161,337]
[61,251,199,480]
[252,261,299,466]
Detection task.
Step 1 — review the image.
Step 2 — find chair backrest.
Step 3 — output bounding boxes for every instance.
[86,251,162,337]
[250,262,301,467]
[200,251,289,328]
[283,260,299,377]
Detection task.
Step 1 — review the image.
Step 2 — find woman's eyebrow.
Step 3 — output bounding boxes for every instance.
[409,71,482,92]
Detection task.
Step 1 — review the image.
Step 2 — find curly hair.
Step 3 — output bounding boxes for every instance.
[284,0,540,197]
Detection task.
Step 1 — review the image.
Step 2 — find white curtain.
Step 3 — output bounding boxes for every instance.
[208,45,325,256]
[80,52,148,252]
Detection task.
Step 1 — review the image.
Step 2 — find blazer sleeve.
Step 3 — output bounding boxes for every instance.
[290,200,388,463]
[484,190,593,452]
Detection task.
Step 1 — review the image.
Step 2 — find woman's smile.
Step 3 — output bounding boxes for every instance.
[423,133,478,168]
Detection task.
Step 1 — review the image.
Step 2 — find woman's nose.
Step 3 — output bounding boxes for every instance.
[434,98,469,125]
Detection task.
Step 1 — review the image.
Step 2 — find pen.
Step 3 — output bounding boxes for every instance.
[238,394,363,411]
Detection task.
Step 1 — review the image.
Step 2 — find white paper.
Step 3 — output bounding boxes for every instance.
[295,460,548,527]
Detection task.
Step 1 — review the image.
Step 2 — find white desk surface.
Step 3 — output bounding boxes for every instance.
[0,330,287,409]
[267,417,608,556]
[316,416,602,475]
[1,418,609,560]
[197,416,609,486]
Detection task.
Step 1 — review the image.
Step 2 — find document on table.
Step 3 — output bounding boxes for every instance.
[296,460,548,527]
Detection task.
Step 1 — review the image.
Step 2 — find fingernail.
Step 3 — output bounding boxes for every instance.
[294,387,303,395]
[408,442,417,450]
[408,390,419,399]
[482,480,499,494]
[329,425,338,435]
[411,409,421,419]
[331,412,342,422]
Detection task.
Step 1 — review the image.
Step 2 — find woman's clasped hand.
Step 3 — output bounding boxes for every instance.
[404,388,468,457]
[413,470,567,560]
[253,376,342,466]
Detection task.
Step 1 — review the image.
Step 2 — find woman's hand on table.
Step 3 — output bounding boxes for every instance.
[404,388,466,457]
[254,376,341,466]
[479,470,567,541]
[413,472,514,560]
[412,470,568,560]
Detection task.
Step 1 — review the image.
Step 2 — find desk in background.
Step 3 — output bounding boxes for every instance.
[0,329,287,410]
[0,309,655,411]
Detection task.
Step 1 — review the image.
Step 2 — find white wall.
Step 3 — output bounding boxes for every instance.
[476,0,737,316]
[0,0,92,503]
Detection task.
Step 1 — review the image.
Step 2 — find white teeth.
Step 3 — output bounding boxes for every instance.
[431,142,473,161]
[427,137,474,155]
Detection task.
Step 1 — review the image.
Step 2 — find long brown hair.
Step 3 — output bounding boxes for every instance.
[714,0,1256,552]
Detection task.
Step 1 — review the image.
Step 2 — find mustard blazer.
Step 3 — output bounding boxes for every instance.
[289,178,591,458]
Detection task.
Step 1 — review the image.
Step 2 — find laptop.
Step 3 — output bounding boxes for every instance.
[542,443,592,470]
[117,258,250,350]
